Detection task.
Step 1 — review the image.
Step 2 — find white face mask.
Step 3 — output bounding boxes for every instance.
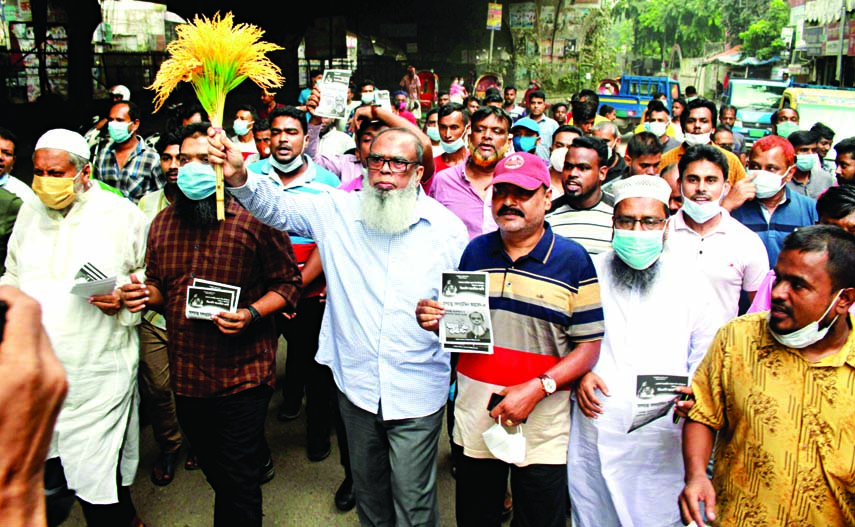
[680,187,723,224]
[482,419,526,464]
[769,290,842,349]
[749,169,785,199]
[644,121,668,138]
[684,132,711,147]
[270,153,304,174]
[550,147,568,172]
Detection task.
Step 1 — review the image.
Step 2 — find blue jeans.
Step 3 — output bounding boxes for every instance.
[337,391,443,527]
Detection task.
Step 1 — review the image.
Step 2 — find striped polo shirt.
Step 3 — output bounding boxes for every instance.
[546,194,614,255]
[453,224,605,465]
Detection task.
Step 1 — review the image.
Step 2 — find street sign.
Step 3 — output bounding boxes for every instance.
[487,3,502,31]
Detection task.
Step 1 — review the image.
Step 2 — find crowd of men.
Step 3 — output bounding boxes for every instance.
[2,75,855,527]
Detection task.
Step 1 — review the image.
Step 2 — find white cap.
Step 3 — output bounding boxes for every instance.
[110,84,131,101]
[612,175,672,206]
[35,129,91,160]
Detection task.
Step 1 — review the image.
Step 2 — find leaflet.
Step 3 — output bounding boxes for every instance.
[70,263,117,297]
[315,69,352,119]
[192,278,240,312]
[439,272,493,354]
[627,374,688,433]
[185,278,240,320]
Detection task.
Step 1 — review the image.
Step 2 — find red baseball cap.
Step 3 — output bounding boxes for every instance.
[492,152,551,190]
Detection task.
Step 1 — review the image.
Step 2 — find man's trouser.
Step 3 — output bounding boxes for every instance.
[455,455,567,527]
[138,318,182,455]
[175,384,273,527]
[338,391,443,527]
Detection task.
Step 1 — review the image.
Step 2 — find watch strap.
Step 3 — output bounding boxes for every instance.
[247,305,261,324]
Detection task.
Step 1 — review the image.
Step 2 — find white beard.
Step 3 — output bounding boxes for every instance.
[360,174,419,234]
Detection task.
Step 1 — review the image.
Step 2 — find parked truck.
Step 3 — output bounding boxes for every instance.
[597,75,681,131]
[720,78,790,148]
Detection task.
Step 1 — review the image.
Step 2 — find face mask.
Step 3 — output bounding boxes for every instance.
[441,135,466,154]
[684,132,711,147]
[606,142,615,160]
[680,189,722,224]
[795,153,816,172]
[426,126,441,142]
[550,147,568,172]
[233,119,251,136]
[108,121,132,143]
[749,169,785,199]
[482,419,526,464]
[769,290,842,349]
[397,101,407,111]
[361,92,375,105]
[513,136,537,154]
[612,228,665,270]
[776,121,799,138]
[644,121,668,138]
[33,172,81,210]
[177,162,217,200]
[269,153,304,174]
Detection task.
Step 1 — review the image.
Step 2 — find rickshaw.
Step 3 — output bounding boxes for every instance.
[417,70,438,112]
[474,72,502,99]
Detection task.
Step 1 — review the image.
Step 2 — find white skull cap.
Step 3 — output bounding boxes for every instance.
[35,129,91,160]
[612,175,672,206]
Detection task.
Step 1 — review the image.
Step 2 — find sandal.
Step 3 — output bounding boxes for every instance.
[151,451,179,486]
[184,451,200,471]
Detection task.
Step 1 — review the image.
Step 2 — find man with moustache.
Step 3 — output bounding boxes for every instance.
[430,106,511,240]
[0,126,36,203]
[136,131,185,486]
[123,122,301,526]
[416,152,604,527]
[213,126,469,527]
[569,175,717,527]
[547,136,615,255]
[681,225,855,527]
[433,102,470,174]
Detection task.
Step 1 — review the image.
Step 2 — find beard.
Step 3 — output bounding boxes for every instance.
[469,139,510,168]
[359,173,419,234]
[173,190,225,228]
[608,252,661,296]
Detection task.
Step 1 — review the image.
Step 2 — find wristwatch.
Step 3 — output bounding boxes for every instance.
[538,374,557,396]
[247,305,261,324]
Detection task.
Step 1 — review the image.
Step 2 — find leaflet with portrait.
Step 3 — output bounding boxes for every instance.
[628,374,688,433]
[315,69,352,119]
[439,271,493,354]
[185,278,240,320]
[70,263,117,297]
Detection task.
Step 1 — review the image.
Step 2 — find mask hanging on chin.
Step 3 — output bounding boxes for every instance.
[768,290,843,348]
[270,153,305,174]
[680,189,723,224]
[441,135,466,154]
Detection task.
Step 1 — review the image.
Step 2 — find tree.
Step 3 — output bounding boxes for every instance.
[739,0,789,60]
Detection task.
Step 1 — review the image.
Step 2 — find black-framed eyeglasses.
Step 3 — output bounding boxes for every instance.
[613,216,667,230]
[365,154,420,173]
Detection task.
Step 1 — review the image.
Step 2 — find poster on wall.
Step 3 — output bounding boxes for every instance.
[509,3,536,29]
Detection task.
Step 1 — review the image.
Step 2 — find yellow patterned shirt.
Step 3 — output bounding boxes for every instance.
[689,313,855,527]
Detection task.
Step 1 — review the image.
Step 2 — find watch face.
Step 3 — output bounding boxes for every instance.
[541,376,556,393]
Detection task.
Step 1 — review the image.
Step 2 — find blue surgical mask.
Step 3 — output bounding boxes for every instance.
[177,162,217,200]
[426,126,441,142]
[233,119,251,136]
[441,135,466,154]
[795,153,816,172]
[776,121,799,138]
[612,228,665,270]
[108,121,132,143]
[513,136,537,154]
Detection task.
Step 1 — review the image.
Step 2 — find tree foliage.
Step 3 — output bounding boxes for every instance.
[614,0,723,60]
[739,0,789,60]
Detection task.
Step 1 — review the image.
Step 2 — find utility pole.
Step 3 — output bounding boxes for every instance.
[837,0,847,83]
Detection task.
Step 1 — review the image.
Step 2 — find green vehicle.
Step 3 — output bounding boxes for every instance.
[721,79,790,147]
